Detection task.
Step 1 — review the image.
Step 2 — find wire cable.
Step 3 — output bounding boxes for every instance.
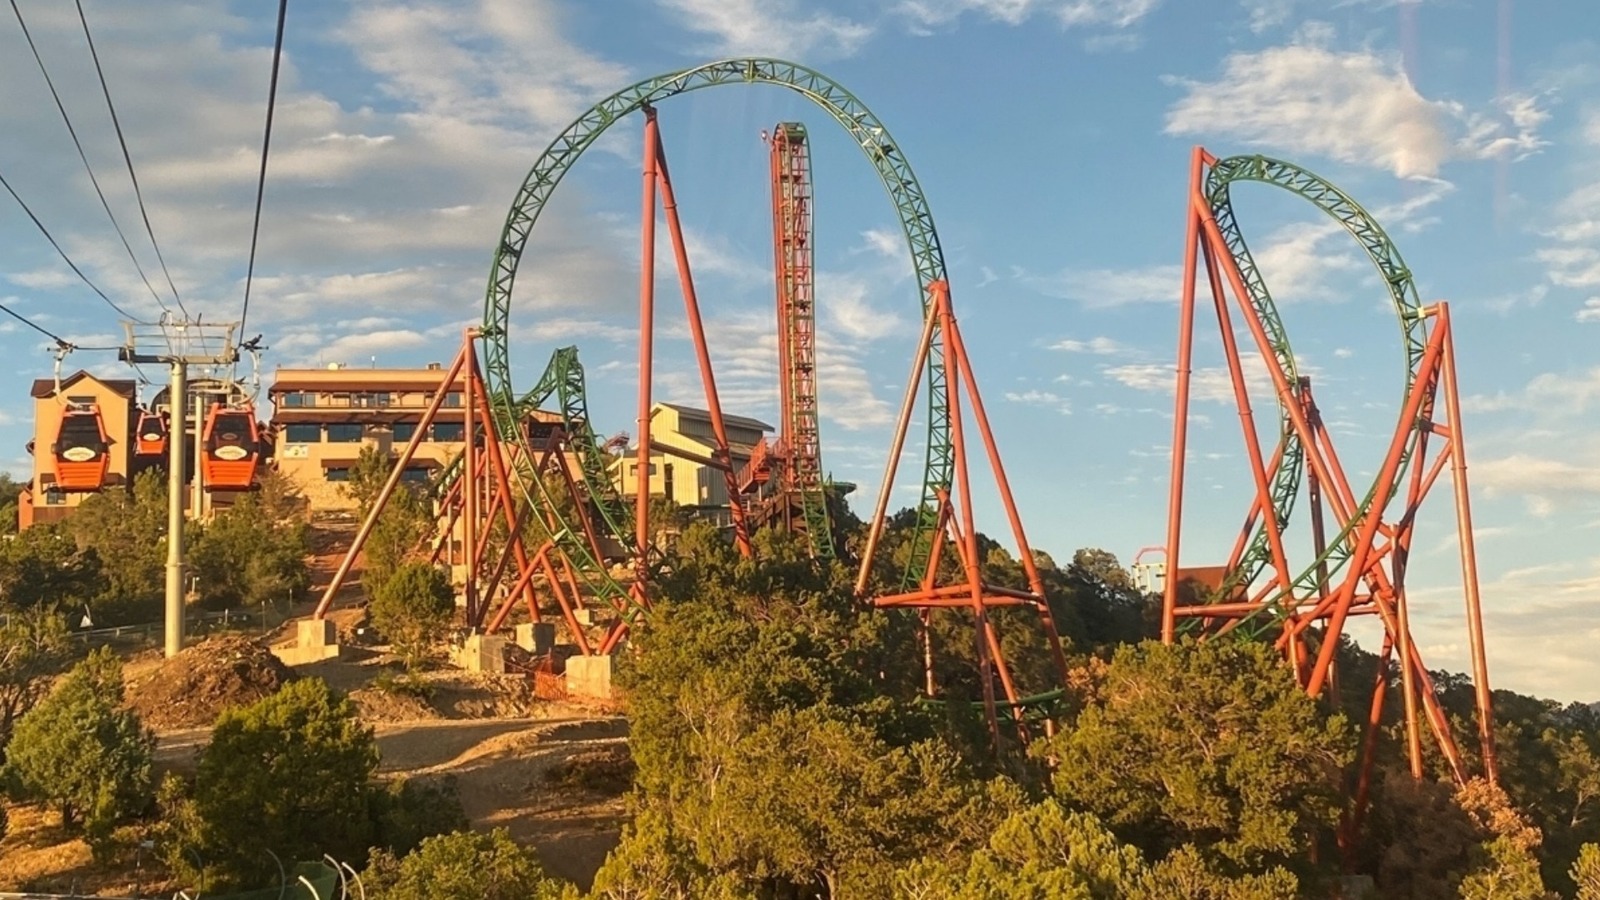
[0,168,139,321]
[238,0,290,338]
[0,299,71,347]
[73,0,187,318]
[8,0,168,317]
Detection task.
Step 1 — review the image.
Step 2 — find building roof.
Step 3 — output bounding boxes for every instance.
[29,370,137,400]
[269,366,463,393]
[654,402,773,433]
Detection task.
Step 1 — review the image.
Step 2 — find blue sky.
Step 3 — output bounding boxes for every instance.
[1,0,1596,700]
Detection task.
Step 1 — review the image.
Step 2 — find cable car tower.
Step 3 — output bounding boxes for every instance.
[120,318,242,659]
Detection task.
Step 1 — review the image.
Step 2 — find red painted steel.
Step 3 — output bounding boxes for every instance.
[1161,147,1498,846]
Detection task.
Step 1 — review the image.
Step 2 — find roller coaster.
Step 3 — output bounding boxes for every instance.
[316,59,1068,742]
[1161,147,1497,845]
[309,60,1497,832]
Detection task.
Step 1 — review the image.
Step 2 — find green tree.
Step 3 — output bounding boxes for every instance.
[1571,843,1600,899]
[699,706,1003,896]
[2,647,154,856]
[67,470,169,622]
[1042,639,1353,881]
[190,476,311,612]
[165,677,379,888]
[0,523,105,613]
[1452,779,1549,900]
[369,561,454,670]
[0,471,25,535]
[897,800,1149,900]
[363,828,572,900]
[895,801,1300,900]
[0,610,72,753]
[368,776,471,859]
[345,446,434,597]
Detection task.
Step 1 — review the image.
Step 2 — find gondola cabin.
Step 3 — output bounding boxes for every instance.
[201,403,261,490]
[134,409,168,456]
[51,405,111,492]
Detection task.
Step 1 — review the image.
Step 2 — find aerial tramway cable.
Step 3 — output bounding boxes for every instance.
[74,0,187,318]
[237,0,290,339]
[0,168,138,321]
[7,0,169,317]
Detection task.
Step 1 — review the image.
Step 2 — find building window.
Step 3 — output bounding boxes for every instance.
[326,423,363,443]
[442,392,463,408]
[45,487,66,506]
[325,467,350,482]
[431,422,464,442]
[353,392,392,408]
[284,423,321,443]
[399,466,433,485]
[282,392,313,408]
[391,422,417,442]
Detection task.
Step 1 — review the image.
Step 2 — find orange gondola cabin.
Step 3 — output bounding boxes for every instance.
[201,403,261,490]
[134,409,168,456]
[51,405,112,491]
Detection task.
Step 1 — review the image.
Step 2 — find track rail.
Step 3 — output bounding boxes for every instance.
[1203,155,1426,630]
[479,58,957,597]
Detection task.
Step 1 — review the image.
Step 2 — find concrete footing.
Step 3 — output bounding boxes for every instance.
[273,618,341,666]
[458,633,506,674]
[565,653,615,699]
[516,622,556,655]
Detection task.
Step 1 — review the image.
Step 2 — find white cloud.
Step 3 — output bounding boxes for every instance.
[274,327,429,367]
[1473,453,1600,513]
[656,0,873,58]
[821,273,910,341]
[1240,0,1295,33]
[1003,388,1072,415]
[895,0,1161,30]
[1050,335,1127,354]
[1579,297,1600,323]
[1104,356,1281,405]
[1465,367,1600,416]
[1166,42,1548,179]
[1024,264,1183,307]
[857,228,903,259]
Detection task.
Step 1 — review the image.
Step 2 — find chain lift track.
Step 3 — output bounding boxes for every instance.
[737,122,835,557]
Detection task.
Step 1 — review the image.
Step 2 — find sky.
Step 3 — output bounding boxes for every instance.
[0,0,1596,701]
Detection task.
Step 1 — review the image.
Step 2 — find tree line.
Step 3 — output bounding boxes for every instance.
[5,459,1600,897]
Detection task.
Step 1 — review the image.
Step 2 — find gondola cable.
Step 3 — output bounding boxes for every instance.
[0,168,139,322]
[8,0,170,317]
[237,0,290,340]
[73,0,188,318]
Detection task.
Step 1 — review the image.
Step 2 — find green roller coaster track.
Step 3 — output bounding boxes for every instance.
[1203,155,1427,638]
[477,58,958,613]
[520,346,631,541]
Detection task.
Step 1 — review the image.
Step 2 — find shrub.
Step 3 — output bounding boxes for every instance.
[364,828,572,900]
[369,562,454,671]
[2,647,154,857]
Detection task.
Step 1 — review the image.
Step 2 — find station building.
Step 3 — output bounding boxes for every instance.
[266,362,471,512]
[612,402,773,524]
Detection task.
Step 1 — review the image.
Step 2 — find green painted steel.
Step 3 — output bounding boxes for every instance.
[521,346,631,541]
[479,58,955,599]
[1204,155,1426,635]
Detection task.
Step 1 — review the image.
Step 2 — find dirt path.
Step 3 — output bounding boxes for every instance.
[151,715,631,889]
